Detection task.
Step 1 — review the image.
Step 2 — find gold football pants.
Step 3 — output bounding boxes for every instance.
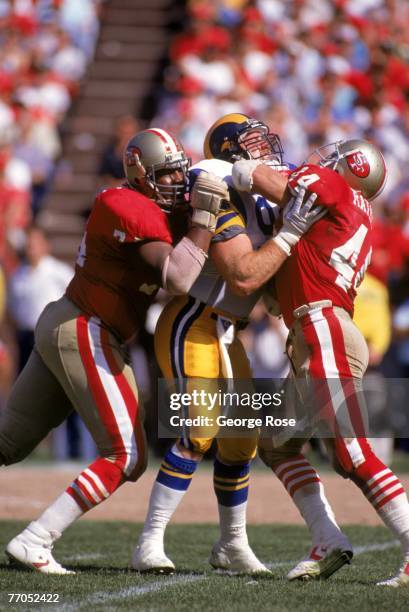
[155,296,257,464]
[0,296,147,482]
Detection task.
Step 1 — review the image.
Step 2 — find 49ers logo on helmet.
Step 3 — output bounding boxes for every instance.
[346,151,370,177]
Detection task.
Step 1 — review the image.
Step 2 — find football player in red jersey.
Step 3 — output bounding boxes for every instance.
[0,128,228,574]
[232,141,409,587]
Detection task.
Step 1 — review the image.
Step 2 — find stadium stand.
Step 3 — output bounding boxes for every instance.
[38,0,182,261]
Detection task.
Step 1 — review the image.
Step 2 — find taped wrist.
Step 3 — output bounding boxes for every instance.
[272,233,292,256]
[191,209,216,232]
[232,159,261,192]
[162,237,207,295]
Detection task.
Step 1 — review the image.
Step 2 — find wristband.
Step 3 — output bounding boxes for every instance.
[232,159,261,192]
[272,234,292,256]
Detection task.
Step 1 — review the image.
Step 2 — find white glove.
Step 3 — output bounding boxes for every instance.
[273,184,325,256]
[190,171,230,232]
[232,159,261,192]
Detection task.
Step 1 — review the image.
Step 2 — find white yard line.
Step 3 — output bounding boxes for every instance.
[353,541,399,554]
[61,553,104,563]
[54,575,205,612]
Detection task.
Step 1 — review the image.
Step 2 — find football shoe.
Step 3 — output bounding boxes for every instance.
[377,559,409,587]
[6,522,73,575]
[287,544,352,581]
[132,540,175,574]
[209,541,271,575]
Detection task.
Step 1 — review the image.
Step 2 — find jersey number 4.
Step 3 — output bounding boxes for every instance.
[329,224,370,292]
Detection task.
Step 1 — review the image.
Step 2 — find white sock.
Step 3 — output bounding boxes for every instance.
[139,481,186,547]
[34,492,84,537]
[377,493,409,557]
[274,456,347,550]
[218,502,248,547]
[293,482,347,550]
[138,444,199,548]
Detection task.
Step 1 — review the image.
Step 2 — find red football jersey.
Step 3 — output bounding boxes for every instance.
[66,186,173,341]
[275,164,373,328]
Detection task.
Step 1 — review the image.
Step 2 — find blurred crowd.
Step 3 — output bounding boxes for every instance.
[0,0,103,273]
[1,0,409,462]
[0,0,104,456]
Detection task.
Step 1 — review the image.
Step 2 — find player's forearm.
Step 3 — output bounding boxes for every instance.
[227,240,287,296]
[162,235,208,295]
[251,165,289,205]
[138,229,210,296]
[232,161,290,206]
[185,226,213,252]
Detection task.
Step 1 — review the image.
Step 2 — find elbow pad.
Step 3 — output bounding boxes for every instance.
[162,237,207,295]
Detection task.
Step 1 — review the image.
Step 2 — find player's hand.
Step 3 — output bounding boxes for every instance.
[273,184,326,255]
[190,171,230,232]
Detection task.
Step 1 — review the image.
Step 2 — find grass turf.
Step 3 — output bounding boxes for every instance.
[0,522,408,611]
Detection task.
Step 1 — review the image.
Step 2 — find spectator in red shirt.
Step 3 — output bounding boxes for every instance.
[0,146,31,274]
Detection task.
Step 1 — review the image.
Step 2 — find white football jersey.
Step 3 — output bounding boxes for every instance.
[189,158,281,318]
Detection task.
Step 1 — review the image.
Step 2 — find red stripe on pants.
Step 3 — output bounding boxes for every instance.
[100,327,145,479]
[300,313,340,435]
[76,316,127,470]
[322,308,366,437]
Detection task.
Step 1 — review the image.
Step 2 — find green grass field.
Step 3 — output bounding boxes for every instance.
[0,522,408,611]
